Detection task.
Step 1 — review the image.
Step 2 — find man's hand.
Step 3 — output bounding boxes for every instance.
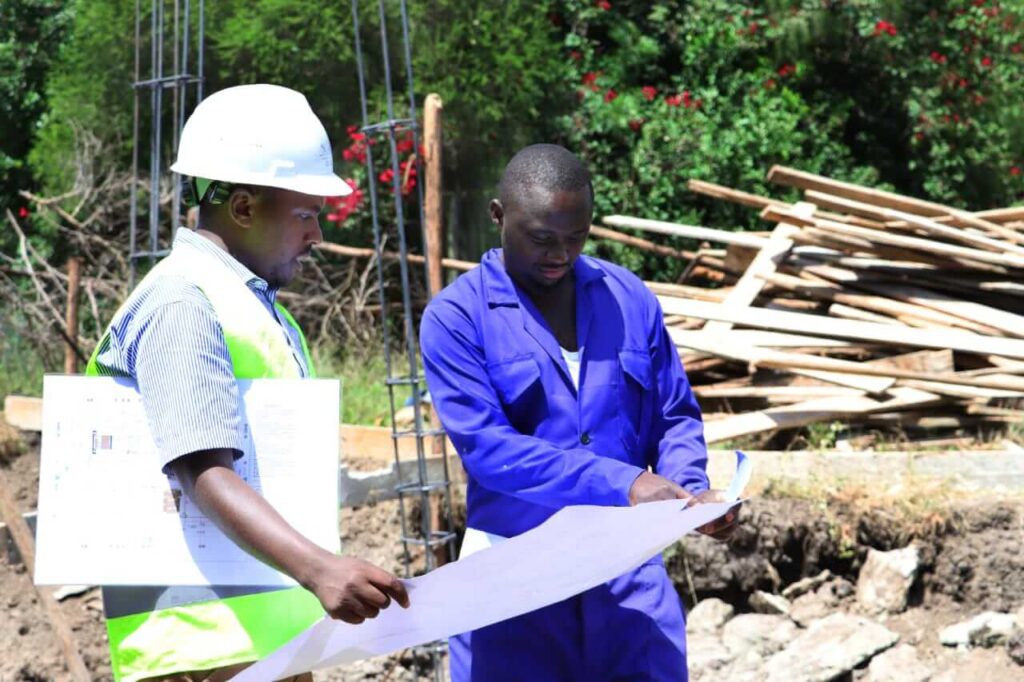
[628,471,693,506]
[304,554,410,625]
[690,489,741,541]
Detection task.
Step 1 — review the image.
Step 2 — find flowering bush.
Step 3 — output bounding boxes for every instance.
[321,123,422,249]
[553,0,1023,278]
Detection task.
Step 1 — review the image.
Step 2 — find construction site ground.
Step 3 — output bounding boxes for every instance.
[3,429,1024,681]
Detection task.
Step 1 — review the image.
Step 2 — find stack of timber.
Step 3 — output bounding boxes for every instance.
[603,166,1024,447]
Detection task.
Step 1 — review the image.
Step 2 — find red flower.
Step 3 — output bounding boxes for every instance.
[763,78,777,90]
[326,180,364,225]
[682,90,693,108]
[1010,166,1021,176]
[778,63,796,77]
[604,89,618,103]
[974,94,986,105]
[973,0,985,6]
[1012,44,1022,54]
[628,119,644,132]
[570,50,582,61]
[17,206,28,218]
[873,20,897,37]
[596,0,611,10]
[748,21,759,35]
[930,51,947,64]
[665,94,683,106]
[981,56,993,67]
[581,71,601,91]
[960,78,970,88]
[915,132,926,141]
[641,86,657,101]
[395,132,415,155]
[379,168,394,184]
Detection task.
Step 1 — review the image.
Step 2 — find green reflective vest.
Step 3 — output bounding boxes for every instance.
[86,243,325,681]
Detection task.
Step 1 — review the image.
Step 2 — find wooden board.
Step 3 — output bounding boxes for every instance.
[703,386,941,443]
[602,214,768,248]
[656,297,1024,360]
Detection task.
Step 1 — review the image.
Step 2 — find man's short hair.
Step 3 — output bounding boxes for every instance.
[497,144,594,209]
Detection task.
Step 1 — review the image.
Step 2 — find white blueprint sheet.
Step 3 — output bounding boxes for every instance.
[236,453,751,680]
[34,375,340,587]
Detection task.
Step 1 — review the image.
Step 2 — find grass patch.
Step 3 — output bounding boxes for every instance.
[313,341,419,426]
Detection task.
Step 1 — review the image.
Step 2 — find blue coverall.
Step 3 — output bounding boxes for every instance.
[420,248,709,681]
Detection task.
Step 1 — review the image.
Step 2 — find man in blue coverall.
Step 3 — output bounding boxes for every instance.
[420,143,738,681]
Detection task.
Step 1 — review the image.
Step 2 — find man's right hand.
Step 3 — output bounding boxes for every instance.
[304,554,411,624]
[628,471,694,506]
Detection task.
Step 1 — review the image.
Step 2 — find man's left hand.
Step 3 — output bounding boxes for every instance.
[689,489,741,541]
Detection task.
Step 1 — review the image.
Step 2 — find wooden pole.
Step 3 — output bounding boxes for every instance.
[0,468,91,682]
[64,257,81,374]
[589,225,696,260]
[423,94,444,298]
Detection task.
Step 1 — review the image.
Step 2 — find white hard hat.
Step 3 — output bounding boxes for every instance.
[171,84,352,197]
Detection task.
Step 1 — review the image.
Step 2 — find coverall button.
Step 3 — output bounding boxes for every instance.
[580,432,591,445]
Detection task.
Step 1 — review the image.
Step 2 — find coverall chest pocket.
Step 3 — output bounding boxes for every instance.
[488,355,546,434]
[618,349,653,452]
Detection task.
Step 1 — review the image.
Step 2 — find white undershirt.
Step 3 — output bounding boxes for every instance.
[560,346,581,390]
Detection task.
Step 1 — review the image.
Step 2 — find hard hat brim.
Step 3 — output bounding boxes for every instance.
[171,163,353,198]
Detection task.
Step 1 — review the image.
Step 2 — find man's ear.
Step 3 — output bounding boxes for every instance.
[228,188,257,229]
[489,199,504,229]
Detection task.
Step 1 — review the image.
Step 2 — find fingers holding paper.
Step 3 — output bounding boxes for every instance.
[306,555,411,624]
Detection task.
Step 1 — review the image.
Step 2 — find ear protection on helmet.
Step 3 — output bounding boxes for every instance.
[182,178,233,207]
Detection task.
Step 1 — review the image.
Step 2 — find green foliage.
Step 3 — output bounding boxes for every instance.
[29,0,135,200]
[0,0,70,226]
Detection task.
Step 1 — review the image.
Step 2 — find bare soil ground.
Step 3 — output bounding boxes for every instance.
[3,427,1023,681]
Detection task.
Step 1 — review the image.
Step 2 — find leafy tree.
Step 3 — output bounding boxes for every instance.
[0,0,70,230]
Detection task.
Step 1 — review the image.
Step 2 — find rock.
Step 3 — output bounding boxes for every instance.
[749,591,791,616]
[1007,629,1024,666]
[722,613,798,659]
[687,633,735,678]
[782,569,833,600]
[789,591,833,627]
[828,577,855,600]
[687,597,735,635]
[939,611,1019,648]
[52,584,91,601]
[763,613,899,682]
[865,644,932,682]
[857,545,920,615]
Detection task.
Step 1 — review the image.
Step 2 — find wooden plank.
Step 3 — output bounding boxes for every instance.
[674,333,895,393]
[694,385,866,399]
[765,271,1005,335]
[591,225,696,260]
[766,165,1024,244]
[315,241,477,272]
[703,386,941,444]
[644,281,727,302]
[855,282,1024,339]
[703,203,813,335]
[669,329,854,349]
[602,215,767,249]
[423,93,444,297]
[0,468,91,682]
[656,297,1024,360]
[763,206,1024,270]
[3,395,42,431]
[803,190,1024,256]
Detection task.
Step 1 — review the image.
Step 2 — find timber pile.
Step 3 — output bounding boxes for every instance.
[603,166,1024,447]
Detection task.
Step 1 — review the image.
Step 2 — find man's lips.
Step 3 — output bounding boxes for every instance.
[538,264,569,278]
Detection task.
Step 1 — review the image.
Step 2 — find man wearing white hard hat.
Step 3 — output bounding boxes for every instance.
[85,84,409,682]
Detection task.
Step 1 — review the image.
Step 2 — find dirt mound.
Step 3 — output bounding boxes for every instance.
[667,495,1024,613]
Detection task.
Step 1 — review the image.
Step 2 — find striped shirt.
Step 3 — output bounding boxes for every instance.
[93,227,309,471]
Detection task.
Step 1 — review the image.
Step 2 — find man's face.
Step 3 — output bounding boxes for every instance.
[493,185,591,297]
[234,187,325,288]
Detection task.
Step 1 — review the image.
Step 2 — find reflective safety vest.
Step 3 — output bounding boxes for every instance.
[86,244,324,681]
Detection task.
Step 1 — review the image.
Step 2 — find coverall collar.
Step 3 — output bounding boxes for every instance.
[482,248,605,308]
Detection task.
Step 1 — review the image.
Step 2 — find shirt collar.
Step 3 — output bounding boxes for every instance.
[172,228,278,301]
[482,248,606,307]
